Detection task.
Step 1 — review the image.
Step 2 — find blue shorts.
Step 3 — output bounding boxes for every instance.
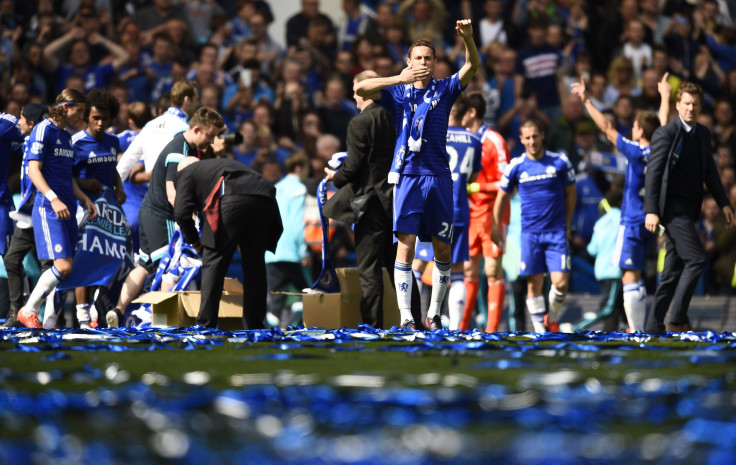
[613,223,654,270]
[32,204,79,260]
[414,225,468,264]
[394,174,454,243]
[519,229,571,276]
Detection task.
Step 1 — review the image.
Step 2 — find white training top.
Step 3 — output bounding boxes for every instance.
[116,107,189,181]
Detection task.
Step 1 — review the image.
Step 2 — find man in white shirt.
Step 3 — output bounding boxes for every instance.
[116,80,199,182]
[479,0,508,48]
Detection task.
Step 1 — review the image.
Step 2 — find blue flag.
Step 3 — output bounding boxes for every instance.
[309,177,340,293]
[57,189,132,290]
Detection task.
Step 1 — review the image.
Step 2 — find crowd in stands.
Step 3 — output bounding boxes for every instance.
[1,0,736,328]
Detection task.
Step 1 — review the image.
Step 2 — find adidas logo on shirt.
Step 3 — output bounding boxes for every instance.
[56,139,62,144]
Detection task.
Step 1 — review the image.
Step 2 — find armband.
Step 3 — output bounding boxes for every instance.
[45,190,58,202]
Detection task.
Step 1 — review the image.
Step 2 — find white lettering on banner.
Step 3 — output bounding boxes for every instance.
[87,216,127,236]
[97,201,127,227]
[79,232,127,260]
[89,235,102,255]
[106,239,123,258]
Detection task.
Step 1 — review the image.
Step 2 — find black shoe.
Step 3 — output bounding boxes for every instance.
[424,315,442,330]
[1,311,22,328]
[401,319,416,330]
[667,322,693,332]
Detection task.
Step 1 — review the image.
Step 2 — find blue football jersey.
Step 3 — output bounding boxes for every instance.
[19,137,32,198]
[0,113,23,198]
[447,125,482,226]
[55,62,115,94]
[27,119,76,208]
[73,130,121,194]
[380,73,464,176]
[616,134,649,226]
[500,150,575,233]
[17,136,40,215]
[118,129,136,152]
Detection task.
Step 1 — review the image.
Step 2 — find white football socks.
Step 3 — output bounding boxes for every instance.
[447,272,465,330]
[426,259,451,319]
[23,266,63,315]
[526,295,547,333]
[77,303,91,327]
[623,281,646,331]
[548,285,566,322]
[394,261,414,322]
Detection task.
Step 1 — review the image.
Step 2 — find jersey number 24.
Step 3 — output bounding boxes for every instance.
[447,146,475,182]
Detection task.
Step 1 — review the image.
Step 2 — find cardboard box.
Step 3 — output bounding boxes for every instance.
[133,278,246,330]
[302,267,400,329]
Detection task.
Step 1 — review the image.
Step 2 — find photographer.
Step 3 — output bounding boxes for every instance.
[205,131,243,160]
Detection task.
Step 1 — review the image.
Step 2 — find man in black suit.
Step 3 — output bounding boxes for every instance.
[323,70,396,328]
[174,157,283,329]
[644,82,735,332]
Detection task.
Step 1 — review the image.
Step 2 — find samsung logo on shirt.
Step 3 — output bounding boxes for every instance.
[410,99,441,112]
[53,148,74,158]
[519,171,557,183]
[86,155,117,164]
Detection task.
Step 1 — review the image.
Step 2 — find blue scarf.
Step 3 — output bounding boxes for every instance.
[165,106,188,123]
[388,78,445,184]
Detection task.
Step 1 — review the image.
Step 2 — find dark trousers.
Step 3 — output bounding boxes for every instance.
[510,277,527,332]
[268,261,308,328]
[647,214,706,331]
[354,197,394,328]
[4,227,53,313]
[197,195,277,329]
[598,278,625,331]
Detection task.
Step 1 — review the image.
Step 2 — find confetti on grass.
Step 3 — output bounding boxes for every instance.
[1,326,736,464]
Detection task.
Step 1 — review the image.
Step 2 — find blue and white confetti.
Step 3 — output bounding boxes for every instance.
[1,325,736,464]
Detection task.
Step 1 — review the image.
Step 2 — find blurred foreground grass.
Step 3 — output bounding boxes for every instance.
[2,329,735,464]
